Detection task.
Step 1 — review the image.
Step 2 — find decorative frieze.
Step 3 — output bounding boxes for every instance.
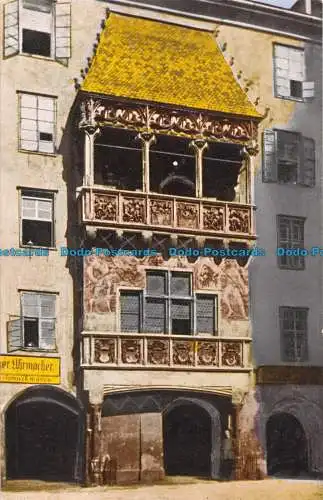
[79,97,258,144]
[94,195,117,221]
[203,206,225,231]
[147,339,169,365]
[83,334,250,370]
[80,188,253,239]
[222,342,243,367]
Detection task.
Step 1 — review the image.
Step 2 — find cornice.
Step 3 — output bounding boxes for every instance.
[105,0,322,43]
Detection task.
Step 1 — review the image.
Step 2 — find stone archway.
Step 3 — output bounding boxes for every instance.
[266,412,308,477]
[5,386,84,482]
[163,397,221,479]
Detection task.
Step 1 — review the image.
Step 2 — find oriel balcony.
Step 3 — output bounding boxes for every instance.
[81,332,252,372]
[77,127,256,241]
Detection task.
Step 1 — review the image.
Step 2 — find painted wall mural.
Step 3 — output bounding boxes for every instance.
[84,255,249,322]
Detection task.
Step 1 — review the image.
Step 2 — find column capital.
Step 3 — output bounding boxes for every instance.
[244,140,259,157]
[137,131,156,145]
[231,388,246,407]
[189,138,208,153]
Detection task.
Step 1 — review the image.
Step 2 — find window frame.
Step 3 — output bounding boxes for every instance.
[6,291,57,352]
[19,188,56,249]
[119,270,218,336]
[3,0,72,63]
[262,129,315,187]
[273,43,306,102]
[277,215,306,270]
[18,91,57,155]
[279,306,309,362]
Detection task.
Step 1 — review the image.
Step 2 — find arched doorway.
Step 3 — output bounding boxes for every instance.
[5,387,84,482]
[163,398,221,478]
[266,412,308,477]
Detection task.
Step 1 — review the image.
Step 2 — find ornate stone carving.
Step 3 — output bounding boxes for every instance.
[79,98,258,144]
[121,339,141,364]
[203,206,225,231]
[177,202,199,229]
[94,194,117,221]
[222,342,242,367]
[123,198,146,223]
[228,208,250,234]
[150,199,172,226]
[173,341,194,365]
[147,339,169,365]
[197,341,218,366]
[94,339,116,364]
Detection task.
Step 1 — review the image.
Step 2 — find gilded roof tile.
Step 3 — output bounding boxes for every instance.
[82,14,261,118]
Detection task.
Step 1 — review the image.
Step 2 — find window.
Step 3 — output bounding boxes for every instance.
[94,127,142,190]
[150,135,196,196]
[120,270,218,335]
[277,216,305,270]
[279,307,308,362]
[273,44,314,100]
[263,129,315,187]
[21,189,55,247]
[19,93,56,153]
[4,0,71,62]
[7,292,56,351]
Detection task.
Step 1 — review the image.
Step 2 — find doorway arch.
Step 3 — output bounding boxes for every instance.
[163,397,221,478]
[5,386,84,482]
[266,412,308,476]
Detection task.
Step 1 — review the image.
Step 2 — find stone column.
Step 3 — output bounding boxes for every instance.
[244,141,259,235]
[190,139,208,198]
[231,389,244,480]
[83,127,101,187]
[138,132,156,192]
[89,388,104,485]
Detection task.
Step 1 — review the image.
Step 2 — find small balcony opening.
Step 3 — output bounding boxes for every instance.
[203,142,243,201]
[94,128,142,190]
[150,135,195,196]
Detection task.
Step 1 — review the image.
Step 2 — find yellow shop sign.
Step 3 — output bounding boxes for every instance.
[0,355,60,384]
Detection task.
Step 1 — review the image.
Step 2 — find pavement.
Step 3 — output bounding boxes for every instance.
[1,478,323,500]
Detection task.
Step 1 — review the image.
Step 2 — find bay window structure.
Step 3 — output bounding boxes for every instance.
[120,270,218,335]
[4,0,71,62]
[7,292,56,352]
[20,188,55,247]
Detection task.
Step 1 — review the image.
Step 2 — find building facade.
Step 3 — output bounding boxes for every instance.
[0,0,322,487]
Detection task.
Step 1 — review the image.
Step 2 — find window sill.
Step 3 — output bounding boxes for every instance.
[18,149,57,158]
[274,95,305,103]
[20,245,57,251]
[19,52,56,63]
[12,348,58,354]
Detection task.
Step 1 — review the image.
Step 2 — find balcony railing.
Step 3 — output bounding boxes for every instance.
[78,186,255,239]
[81,332,252,371]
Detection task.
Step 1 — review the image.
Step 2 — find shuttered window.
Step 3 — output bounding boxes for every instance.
[21,189,55,247]
[277,216,305,270]
[273,44,314,101]
[280,307,308,362]
[7,293,56,352]
[262,129,315,187]
[3,0,71,63]
[120,271,217,335]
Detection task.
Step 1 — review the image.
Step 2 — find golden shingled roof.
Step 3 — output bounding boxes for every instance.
[82,14,261,118]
